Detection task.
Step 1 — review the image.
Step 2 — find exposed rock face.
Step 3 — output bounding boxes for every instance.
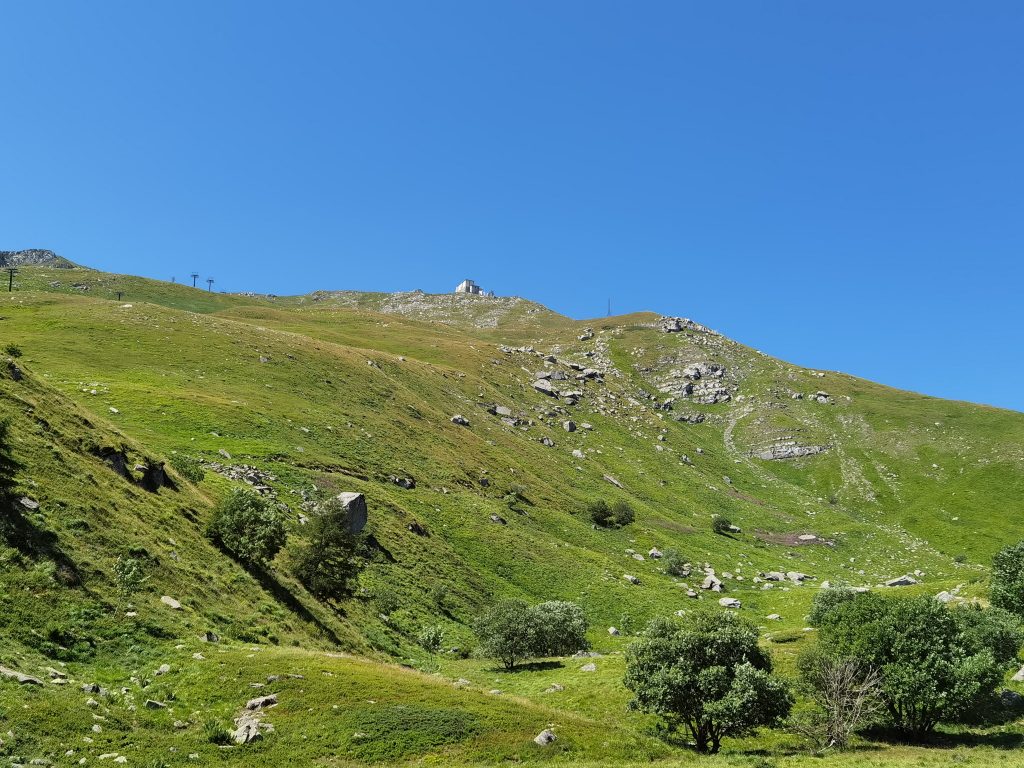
[752,442,830,460]
[140,462,168,492]
[336,492,368,534]
[0,665,43,685]
[0,249,72,267]
[7,360,23,381]
[659,316,718,335]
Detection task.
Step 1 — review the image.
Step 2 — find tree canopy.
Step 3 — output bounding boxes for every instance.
[624,612,793,754]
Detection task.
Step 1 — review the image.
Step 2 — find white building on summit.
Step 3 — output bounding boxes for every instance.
[454,279,495,297]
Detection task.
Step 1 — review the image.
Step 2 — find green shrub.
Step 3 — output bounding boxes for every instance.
[418,625,444,653]
[207,488,287,566]
[817,595,1022,737]
[624,612,793,754]
[204,718,233,745]
[4,344,22,358]
[473,598,588,669]
[169,454,205,484]
[112,556,147,598]
[662,549,689,577]
[711,515,733,534]
[586,499,635,528]
[991,541,1024,619]
[293,496,361,599]
[533,600,590,656]
[807,585,858,627]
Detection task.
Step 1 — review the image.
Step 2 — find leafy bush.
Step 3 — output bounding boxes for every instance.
[711,515,733,535]
[991,541,1024,619]
[418,625,444,653]
[586,499,635,528]
[473,599,539,670]
[807,585,858,627]
[293,496,361,599]
[0,419,18,505]
[204,718,233,745]
[624,612,793,754]
[473,598,589,669]
[663,549,689,577]
[817,594,1022,737]
[207,488,287,566]
[4,344,22,358]
[112,556,147,598]
[533,600,590,656]
[169,454,205,484]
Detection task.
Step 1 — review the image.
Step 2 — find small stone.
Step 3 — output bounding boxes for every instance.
[534,728,557,746]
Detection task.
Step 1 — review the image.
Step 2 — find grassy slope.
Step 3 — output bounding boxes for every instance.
[1,262,1023,765]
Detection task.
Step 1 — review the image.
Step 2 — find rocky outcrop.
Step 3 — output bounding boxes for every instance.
[659,316,719,335]
[752,442,830,461]
[0,249,73,268]
[336,492,368,534]
[0,665,43,685]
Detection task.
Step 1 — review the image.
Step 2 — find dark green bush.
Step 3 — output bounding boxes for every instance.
[207,488,287,566]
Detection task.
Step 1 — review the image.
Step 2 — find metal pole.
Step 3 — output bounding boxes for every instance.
[206,278,214,292]
[7,268,16,292]
[191,273,199,287]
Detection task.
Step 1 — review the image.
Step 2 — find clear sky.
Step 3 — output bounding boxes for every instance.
[2,2,1023,411]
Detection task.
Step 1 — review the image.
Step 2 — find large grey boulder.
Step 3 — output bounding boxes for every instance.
[534,729,557,746]
[336,492,368,534]
[0,665,43,686]
[884,575,918,587]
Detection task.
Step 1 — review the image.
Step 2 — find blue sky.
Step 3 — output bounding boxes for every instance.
[2,2,1023,411]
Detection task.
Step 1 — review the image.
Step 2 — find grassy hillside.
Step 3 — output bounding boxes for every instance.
[2,260,1023,765]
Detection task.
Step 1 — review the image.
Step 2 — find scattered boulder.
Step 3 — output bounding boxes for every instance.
[450,414,470,427]
[701,574,723,592]
[200,631,220,643]
[623,574,640,585]
[884,575,918,587]
[603,474,623,489]
[245,693,278,710]
[580,662,597,672]
[533,379,557,396]
[140,462,168,492]
[407,521,429,537]
[389,475,416,490]
[489,514,507,525]
[608,627,620,636]
[719,597,741,609]
[232,713,264,744]
[648,548,663,559]
[753,442,830,461]
[562,420,576,432]
[534,729,557,746]
[1011,665,1024,683]
[19,497,39,511]
[160,595,182,610]
[0,665,43,686]
[539,437,555,447]
[144,699,167,709]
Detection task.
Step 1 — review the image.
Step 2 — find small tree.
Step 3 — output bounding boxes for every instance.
[293,496,361,599]
[0,419,18,506]
[418,625,444,653]
[624,612,793,754]
[586,499,634,528]
[818,595,1021,737]
[533,601,590,656]
[794,648,882,750]
[112,556,148,599]
[807,584,858,627]
[207,488,287,566]
[711,515,733,535]
[611,500,635,527]
[663,549,689,577]
[474,599,541,670]
[991,541,1024,619]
